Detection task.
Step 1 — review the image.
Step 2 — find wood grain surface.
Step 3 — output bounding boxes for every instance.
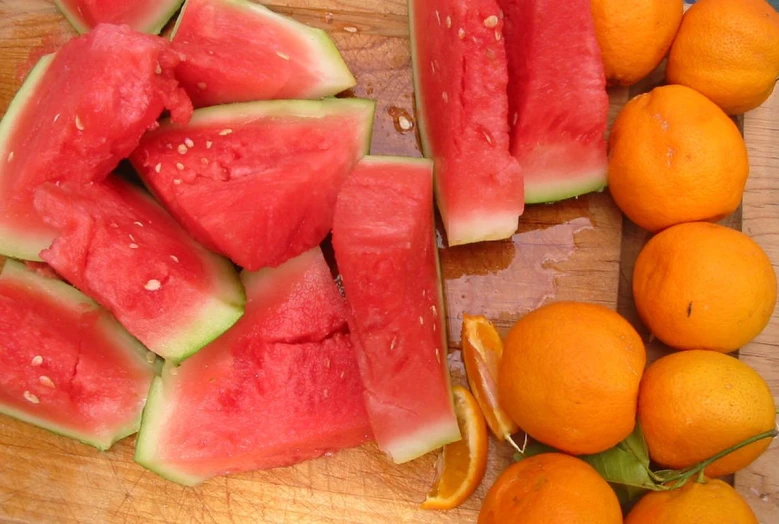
[0,0,777,522]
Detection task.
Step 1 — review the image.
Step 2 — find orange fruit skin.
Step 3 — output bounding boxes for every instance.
[591,0,683,86]
[608,84,749,233]
[625,479,758,524]
[666,0,779,115]
[638,350,776,478]
[478,453,622,524]
[498,302,646,455]
[633,222,777,352]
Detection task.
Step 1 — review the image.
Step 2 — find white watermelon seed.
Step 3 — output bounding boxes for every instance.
[129,234,136,242]
[23,391,39,404]
[446,16,452,28]
[31,355,43,366]
[344,26,358,33]
[197,82,207,90]
[53,113,60,123]
[339,371,345,379]
[206,140,213,149]
[154,163,162,173]
[39,376,55,388]
[276,51,290,61]
[177,144,188,154]
[484,15,499,28]
[173,178,182,185]
[458,28,466,39]
[419,316,424,325]
[390,336,397,350]
[170,255,180,263]
[144,279,161,291]
[6,151,13,163]
[442,91,449,103]
[435,348,441,363]
[431,305,437,316]
[75,116,84,131]
[435,10,441,25]
[398,116,412,131]
[495,30,502,41]
[431,61,437,74]
[176,162,184,170]
[129,243,139,249]
[134,221,144,227]
[218,129,233,136]
[483,131,494,145]
[184,138,195,148]
[155,61,162,75]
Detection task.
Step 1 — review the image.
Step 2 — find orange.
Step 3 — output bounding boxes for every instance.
[461,314,518,442]
[633,222,777,352]
[498,302,646,455]
[638,350,776,478]
[608,84,749,232]
[478,453,622,524]
[626,479,758,524]
[421,386,488,510]
[666,0,779,115]
[591,0,683,86]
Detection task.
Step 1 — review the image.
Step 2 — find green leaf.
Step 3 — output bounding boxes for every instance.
[617,422,650,467]
[580,445,657,491]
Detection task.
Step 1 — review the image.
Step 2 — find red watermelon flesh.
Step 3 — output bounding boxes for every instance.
[0,24,192,261]
[134,248,371,486]
[409,0,524,246]
[130,98,375,270]
[54,0,184,34]
[171,0,356,107]
[332,156,460,464]
[0,259,157,450]
[499,0,609,204]
[34,177,245,364]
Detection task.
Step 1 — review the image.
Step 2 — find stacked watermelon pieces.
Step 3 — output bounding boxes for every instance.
[0,0,460,486]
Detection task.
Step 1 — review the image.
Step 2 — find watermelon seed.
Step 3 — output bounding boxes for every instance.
[6,151,13,163]
[53,113,60,123]
[144,279,162,291]
[206,141,213,149]
[390,336,397,350]
[513,112,519,126]
[174,179,183,185]
[495,30,502,41]
[446,16,452,28]
[458,28,465,39]
[219,129,233,136]
[398,115,413,131]
[155,61,162,75]
[39,376,55,388]
[324,357,331,369]
[184,138,195,149]
[177,144,188,154]
[344,26,358,33]
[276,51,290,61]
[170,255,180,263]
[129,244,139,249]
[176,162,185,171]
[435,348,441,363]
[129,234,136,242]
[442,91,449,103]
[484,15,499,28]
[339,371,345,379]
[431,61,437,74]
[154,163,162,173]
[134,221,143,228]
[75,116,84,131]
[23,391,39,404]
[197,82,207,90]
[483,130,494,145]
[419,316,424,325]
[431,305,437,316]
[30,355,43,366]
[435,10,441,25]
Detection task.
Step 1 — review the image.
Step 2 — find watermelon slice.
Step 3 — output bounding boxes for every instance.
[498,0,609,203]
[332,156,460,464]
[170,0,356,107]
[0,259,157,450]
[130,98,375,270]
[54,0,184,34]
[34,177,245,364]
[409,0,524,246]
[135,248,371,485]
[0,24,192,261]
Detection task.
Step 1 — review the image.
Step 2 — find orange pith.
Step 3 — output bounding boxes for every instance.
[421,386,488,510]
[461,314,519,441]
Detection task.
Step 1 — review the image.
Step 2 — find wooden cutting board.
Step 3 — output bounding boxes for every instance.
[0,1,777,522]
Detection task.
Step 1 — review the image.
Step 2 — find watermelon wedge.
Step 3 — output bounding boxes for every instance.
[135,248,371,485]
[0,24,191,261]
[34,177,245,364]
[171,0,356,107]
[54,0,184,34]
[409,0,524,246]
[499,0,609,203]
[0,259,157,450]
[332,156,460,464]
[131,98,375,270]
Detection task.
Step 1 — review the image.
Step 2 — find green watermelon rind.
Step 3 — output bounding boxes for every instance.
[54,0,185,35]
[407,1,432,157]
[134,374,207,485]
[0,54,56,262]
[170,0,357,99]
[0,259,159,451]
[525,176,608,205]
[149,97,376,154]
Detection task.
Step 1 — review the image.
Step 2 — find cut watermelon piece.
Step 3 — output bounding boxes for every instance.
[332,156,460,464]
[170,0,356,107]
[34,177,245,364]
[131,98,375,270]
[0,24,192,261]
[135,248,371,485]
[54,0,184,34]
[409,0,524,246]
[499,0,609,203]
[0,259,157,450]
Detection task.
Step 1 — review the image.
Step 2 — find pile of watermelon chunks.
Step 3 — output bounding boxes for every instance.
[0,0,462,485]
